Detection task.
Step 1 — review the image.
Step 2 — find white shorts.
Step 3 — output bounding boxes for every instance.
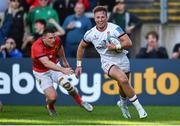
[101,54,130,75]
[33,64,68,91]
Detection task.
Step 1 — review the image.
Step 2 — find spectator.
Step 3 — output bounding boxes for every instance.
[26,0,52,11]
[1,0,26,51]
[62,2,92,57]
[22,18,65,56]
[53,0,77,25]
[108,0,142,34]
[78,0,90,11]
[48,18,65,36]
[0,38,23,58]
[0,8,13,45]
[20,0,30,12]
[22,19,47,56]
[172,43,180,59]
[26,0,40,10]
[108,0,142,58]
[136,31,169,58]
[27,0,59,34]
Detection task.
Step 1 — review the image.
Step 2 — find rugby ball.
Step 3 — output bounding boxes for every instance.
[107,36,122,52]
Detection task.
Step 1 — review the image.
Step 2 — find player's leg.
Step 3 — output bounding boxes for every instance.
[51,69,93,112]
[44,86,58,116]
[109,65,147,118]
[59,77,82,104]
[119,84,127,98]
[33,71,58,116]
[117,83,131,119]
[118,73,131,99]
[57,76,93,112]
[111,67,135,97]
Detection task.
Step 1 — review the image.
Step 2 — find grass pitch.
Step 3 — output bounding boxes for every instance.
[0,105,180,125]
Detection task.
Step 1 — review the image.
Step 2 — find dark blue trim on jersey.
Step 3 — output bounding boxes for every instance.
[118,33,126,38]
[108,64,115,77]
[83,39,90,45]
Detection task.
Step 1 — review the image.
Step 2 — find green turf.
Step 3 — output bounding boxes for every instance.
[0,105,180,125]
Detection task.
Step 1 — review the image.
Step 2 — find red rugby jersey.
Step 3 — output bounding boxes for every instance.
[31,36,61,72]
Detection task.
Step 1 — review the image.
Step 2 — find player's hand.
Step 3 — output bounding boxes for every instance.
[62,61,70,68]
[106,43,116,51]
[75,66,82,78]
[62,67,74,75]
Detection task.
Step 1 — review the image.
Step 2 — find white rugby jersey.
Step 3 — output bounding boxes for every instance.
[83,22,128,59]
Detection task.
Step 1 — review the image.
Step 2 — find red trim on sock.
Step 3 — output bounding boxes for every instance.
[73,94,83,105]
[47,103,55,110]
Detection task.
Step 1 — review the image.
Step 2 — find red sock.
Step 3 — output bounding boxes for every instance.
[73,94,83,105]
[47,102,55,110]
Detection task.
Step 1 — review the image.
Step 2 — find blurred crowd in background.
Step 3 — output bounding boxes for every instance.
[0,0,179,59]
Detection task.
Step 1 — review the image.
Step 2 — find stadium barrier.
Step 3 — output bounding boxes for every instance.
[0,58,180,105]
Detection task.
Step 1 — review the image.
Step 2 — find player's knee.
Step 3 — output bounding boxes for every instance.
[118,76,129,85]
[63,82,76,93]
[58,76,69,86]
[48,92,57,101]
[58,77,76,93]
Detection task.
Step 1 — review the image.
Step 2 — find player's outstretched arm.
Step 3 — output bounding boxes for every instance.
[39,56,74,75]
[75,40,89,78]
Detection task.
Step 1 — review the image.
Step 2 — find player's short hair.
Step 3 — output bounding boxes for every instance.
[43,27,55,35]
[93,6,107,15]
[35,19,46,27]
[145,31,159,40]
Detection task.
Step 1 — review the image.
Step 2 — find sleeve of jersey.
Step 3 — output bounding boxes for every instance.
[32,45,46,59]
[83,30,92,44]
[114,26,126,38]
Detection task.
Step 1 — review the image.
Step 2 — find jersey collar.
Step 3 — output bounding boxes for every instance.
[96,23,108,32]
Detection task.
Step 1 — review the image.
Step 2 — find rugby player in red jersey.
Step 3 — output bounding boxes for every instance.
[31,27,93,116]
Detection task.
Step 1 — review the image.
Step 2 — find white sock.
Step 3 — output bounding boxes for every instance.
[129,95,143,111]
[120,95,127,104]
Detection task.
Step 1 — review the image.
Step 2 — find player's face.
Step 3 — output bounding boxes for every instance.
[94,11,107,30]
[43,33,56,47]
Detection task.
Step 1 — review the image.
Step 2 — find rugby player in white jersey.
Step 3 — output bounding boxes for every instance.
[75,6,147,119]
